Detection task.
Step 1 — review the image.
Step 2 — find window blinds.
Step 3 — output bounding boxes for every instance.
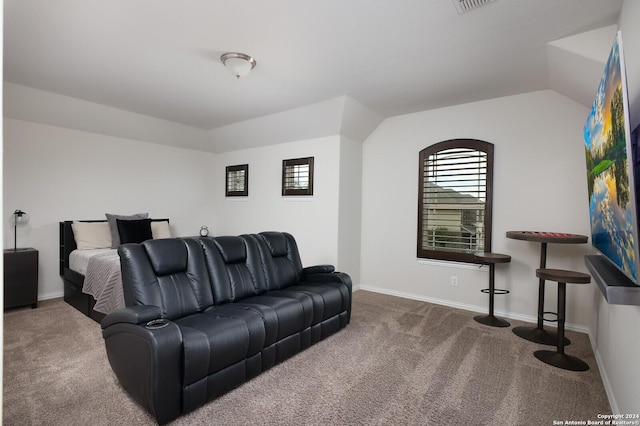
[421,147,487,253]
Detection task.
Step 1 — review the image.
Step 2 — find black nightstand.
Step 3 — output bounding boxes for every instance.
[4,248,39,309]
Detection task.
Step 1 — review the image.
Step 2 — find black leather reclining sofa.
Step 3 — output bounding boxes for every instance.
[101,231,352,424]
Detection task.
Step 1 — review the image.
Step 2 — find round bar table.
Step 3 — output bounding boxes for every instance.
[506,231,588,346]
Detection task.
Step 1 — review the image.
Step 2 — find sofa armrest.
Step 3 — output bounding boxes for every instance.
[102,315,183,424]
[101,305,163,329]
[303,264,335,275]
[304,270,351,286]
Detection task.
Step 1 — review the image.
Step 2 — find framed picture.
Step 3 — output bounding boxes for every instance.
[584,31,639,284]
[282,157,314,196]
[226,164,248,197]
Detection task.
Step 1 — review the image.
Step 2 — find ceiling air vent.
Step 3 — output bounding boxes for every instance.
[452,0,498,14]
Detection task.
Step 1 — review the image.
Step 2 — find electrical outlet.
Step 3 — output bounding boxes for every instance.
[451,276,458,286]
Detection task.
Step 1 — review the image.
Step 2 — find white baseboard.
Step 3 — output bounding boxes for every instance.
[586,329,619,414]
[354,284,616,412]
[38,291,64,301]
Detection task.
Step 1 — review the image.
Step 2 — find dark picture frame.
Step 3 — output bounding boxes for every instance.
[282,157,314,196]
[226,164,249,197]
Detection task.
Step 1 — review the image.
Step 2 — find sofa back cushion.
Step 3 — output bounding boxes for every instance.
[118,238,213,320]
[199,236,267,304]
[254,232,304,290]
[144,237,188,275]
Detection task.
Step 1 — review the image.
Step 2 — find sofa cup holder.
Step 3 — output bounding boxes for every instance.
[145,319,170,329]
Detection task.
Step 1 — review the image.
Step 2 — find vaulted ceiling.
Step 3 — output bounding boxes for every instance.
[3,0,624,152]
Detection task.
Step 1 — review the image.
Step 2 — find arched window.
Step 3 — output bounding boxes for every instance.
[417,139,494,263]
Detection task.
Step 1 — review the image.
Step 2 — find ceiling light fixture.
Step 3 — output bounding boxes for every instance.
[220,52,256,78]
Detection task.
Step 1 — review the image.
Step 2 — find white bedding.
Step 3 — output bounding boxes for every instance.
[69,249,125,314]
[69,248,115,275]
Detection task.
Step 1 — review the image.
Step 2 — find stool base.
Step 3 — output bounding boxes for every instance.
[512,326,570,346]
[534,350,589,371]
[474,314,510,327]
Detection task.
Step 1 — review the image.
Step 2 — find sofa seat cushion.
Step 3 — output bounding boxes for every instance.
[235,295,308,340]
[266,289,323,325]
[257,289,317,325]
[175,313,251,385]
[292,283,345,320]
[297,282,350,319]
[204,304,274,349]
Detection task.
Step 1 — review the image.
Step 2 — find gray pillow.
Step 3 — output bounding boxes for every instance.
[105,213,148,248]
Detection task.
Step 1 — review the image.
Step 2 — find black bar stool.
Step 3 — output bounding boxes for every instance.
[474,252,511,327]
[533,268,591,371]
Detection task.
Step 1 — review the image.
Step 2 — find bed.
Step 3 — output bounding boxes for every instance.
[59,218,170,322]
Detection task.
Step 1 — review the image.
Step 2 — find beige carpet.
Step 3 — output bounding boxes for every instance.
[3,290,610,425]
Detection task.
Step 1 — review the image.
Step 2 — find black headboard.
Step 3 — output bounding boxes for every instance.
[59,219,170,276]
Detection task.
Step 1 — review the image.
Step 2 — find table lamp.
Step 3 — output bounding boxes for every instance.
[10,209,30,251]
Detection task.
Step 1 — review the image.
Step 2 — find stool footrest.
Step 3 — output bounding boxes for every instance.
[540,311,559,323]
[480,288,510,295]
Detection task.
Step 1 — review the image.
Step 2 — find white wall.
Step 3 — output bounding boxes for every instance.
[3,118,216,299]
[361,90,595,326]
[337,136,363,284]
[212,136,342,268]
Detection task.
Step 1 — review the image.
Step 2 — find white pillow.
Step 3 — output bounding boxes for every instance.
[151,220,172,239]
[72,221,112,250]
